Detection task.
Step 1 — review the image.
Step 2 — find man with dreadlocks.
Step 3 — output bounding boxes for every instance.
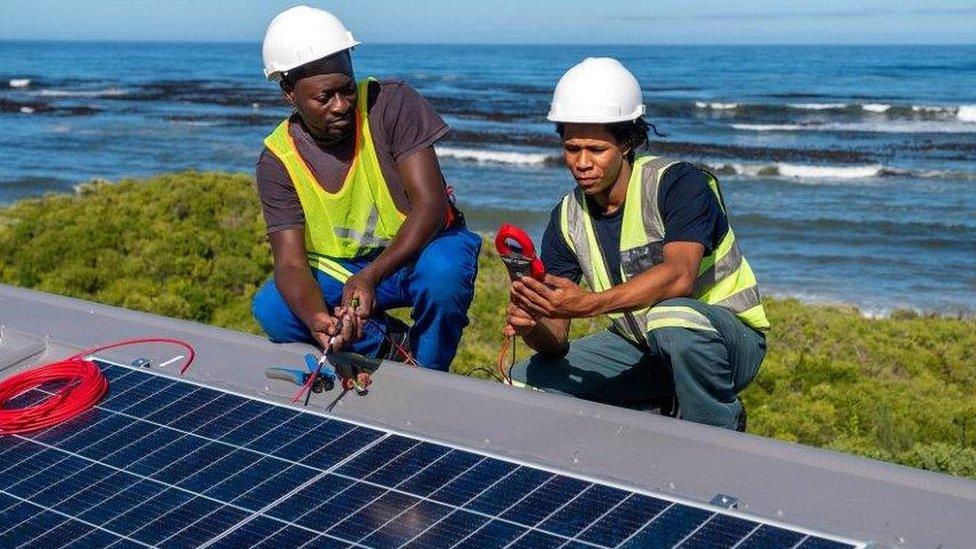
[505,58,769,431]
[251,6,480,371]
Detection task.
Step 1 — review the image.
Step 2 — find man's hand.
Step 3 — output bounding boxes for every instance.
[340,270,378,320]
[308,313,342,351]
[503,301,538,338]
[513,274,598,319]
[331,304,363,346]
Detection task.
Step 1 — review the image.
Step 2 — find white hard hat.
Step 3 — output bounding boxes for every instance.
[262,6,360,81]
[547,58,646,123]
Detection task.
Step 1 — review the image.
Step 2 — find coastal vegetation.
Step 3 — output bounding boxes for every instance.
[1,171,974,479]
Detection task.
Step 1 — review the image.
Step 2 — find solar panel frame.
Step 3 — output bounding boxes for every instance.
[0,358,866,548]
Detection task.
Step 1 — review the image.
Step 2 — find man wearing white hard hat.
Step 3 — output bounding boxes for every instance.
[506,58,769,430]
[251,6,481,371]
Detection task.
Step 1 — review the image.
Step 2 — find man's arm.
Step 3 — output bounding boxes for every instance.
[504,301,571,356]
[340,147,447,315]
[269,229,350,349]
[512,241,704,319]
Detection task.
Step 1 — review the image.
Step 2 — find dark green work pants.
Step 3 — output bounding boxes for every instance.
[509,298,766,430]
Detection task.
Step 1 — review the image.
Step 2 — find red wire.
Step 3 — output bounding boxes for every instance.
[0,338,195,435]
[497,335,513,384]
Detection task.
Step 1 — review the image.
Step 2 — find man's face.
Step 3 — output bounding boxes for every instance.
[561,123,627,195]
[284,72,356,144]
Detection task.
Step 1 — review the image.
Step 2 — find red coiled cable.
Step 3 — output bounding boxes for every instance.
[0,337,195,435]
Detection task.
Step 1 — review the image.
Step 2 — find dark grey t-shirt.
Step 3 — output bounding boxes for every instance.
[255,80,450,234]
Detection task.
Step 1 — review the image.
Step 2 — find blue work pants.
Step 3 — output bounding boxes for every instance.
[252,227,481,371]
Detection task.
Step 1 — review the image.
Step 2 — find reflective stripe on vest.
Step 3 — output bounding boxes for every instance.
[263,78,406,280]
[559,155,770,342]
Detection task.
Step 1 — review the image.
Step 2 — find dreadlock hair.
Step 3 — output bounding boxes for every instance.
[555,118,665,163]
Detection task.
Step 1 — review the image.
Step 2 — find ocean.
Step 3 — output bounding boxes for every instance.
[1,41,974,316]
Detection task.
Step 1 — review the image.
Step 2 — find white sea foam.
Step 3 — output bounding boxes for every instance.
[911,105,952,114]
[436,147,555,165]
[732,121,976,134]
[957,105,976,123]
[694,101,738,110]
[9,79,30,88]
[38,88,127,98]
[862,103,891,113]
[777,163,882,179]
[718,162,883,179]
[787,103,847,110]
[731,123,816,131]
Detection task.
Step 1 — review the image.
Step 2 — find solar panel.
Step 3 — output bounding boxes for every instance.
[0,360,864,548]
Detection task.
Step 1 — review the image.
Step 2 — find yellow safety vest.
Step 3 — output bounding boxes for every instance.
[263,78,405,282]
[559,155,770,344]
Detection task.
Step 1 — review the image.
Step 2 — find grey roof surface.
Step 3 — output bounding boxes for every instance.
[1,283,975,548]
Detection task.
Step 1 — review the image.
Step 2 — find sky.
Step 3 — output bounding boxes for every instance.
[1,0,974,44]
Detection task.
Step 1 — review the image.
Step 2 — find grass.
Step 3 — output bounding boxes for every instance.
[2,171,974,479]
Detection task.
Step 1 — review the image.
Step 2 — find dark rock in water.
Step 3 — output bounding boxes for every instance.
[100,80,282,109]
[0,98,53,113]
[0,99,100,116]
[448,130,559,148]
[164,112,284,127]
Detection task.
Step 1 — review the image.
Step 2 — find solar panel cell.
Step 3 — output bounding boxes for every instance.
[301,426,385,470]
[455,518,525,548]
[366,441,450,488]
[397,449,482,498]
[508,528,566,548]
[0,362,862,549]
[57,470,130,516]
[402,508,490,547]
[429,456,516,507]
[300,480,387,530]
[177,449,262,493]
[161,504,249,547]
[102,487,193,536]
[360,498,453,547]
[577,492,671,546]
[500,474,590,526]
[680,513,759,548]
[537,482,628,537]
[208,515,287,548]
[466,466,552,515]
[232,462,310,509]
[129,495,221,545]
[622,503,713,547]
[77,479,162,525]
[329,489,420,540]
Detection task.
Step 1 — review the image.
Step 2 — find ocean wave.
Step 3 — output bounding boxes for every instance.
[9,79,30,89]
[862,103,891,113]
[714,162,883,179]
[732,121,976,134]
[694,101,738,110]
[911,105,953,114]
[787,103,848,110]
[38,88,128,98]
[713,161,976,182]
[958,105,976,123]
[436,147,558,166]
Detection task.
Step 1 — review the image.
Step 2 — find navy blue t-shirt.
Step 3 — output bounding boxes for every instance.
[541,162,728,285]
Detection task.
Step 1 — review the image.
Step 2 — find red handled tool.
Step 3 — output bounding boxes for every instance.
[495,224,546,282]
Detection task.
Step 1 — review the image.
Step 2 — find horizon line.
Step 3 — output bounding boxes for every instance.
[1,38,974,47]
